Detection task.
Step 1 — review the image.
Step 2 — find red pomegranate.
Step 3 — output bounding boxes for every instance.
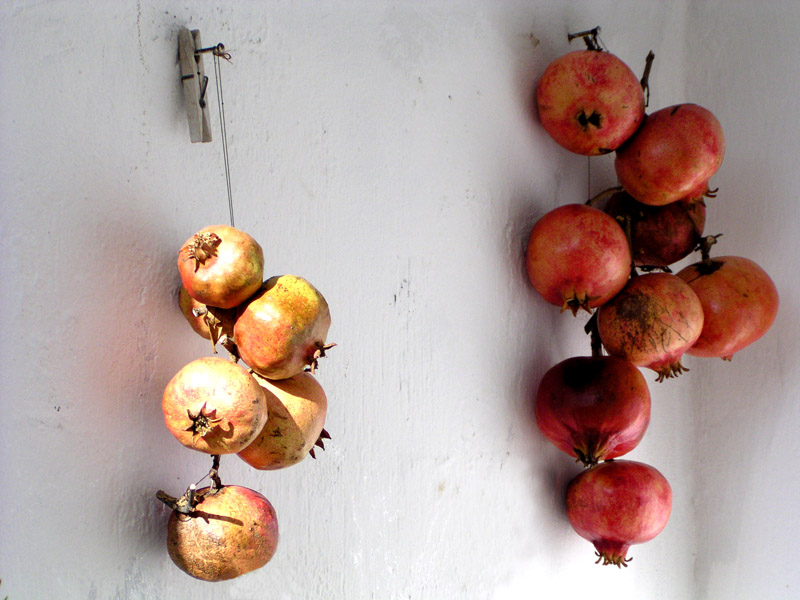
[615,103,725,206]
[238,371,328,470]
[605,190,705,267]
[566,460,672,567]
[535,356,651,466]
[234,275,333,380]
[536,50,645,155]
[178,225,264,309]
[162,356,268,454]
[676,256,778,360]
[525,204,632,315]
[167,485,279,581]
[597,272,704,381]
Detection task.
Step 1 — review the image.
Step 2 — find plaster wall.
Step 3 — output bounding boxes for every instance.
[0,2,797,599]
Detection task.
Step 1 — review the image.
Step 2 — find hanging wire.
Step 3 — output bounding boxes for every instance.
[211,45,235,228]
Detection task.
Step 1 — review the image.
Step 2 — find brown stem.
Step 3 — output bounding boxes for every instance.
[156,456,223,515]
[208,454,222,492]
[697,233,723,261]
[640,50,655,107]
[219,334,240,362]
[567,26,602,50]
[584,312,603,358]
[156,483,198,515]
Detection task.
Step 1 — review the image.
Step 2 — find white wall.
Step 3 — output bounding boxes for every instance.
[1,2,797,599]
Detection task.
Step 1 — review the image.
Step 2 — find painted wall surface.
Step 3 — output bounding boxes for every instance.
[1,1,797,598]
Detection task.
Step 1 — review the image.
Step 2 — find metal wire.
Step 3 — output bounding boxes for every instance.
[212,48,235,227]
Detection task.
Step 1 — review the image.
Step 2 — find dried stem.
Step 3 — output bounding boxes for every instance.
[584,312,604,358]
[697,233,723,261]
[155,455,224,514]
[208,454,222,492]
[156,484,198,515]
[640,51,655,107]
[567,26,602,50]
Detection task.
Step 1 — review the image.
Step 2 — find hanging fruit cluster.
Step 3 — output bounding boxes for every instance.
[157,224,334,581]
[528,27,779,567]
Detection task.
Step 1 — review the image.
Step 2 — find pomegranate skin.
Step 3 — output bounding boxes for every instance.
[566,460,672,567]
[676,256,779,360]
[605,191,706,267]
[615,103,725,206]
[167,485,279,581]
[178,225,264,309]
[162,357,268,454]
[536,50,645,155]
[597,273,704,381]
[238,371,328,470]
[234,275,332,380]
[535,356,651,466]
[525,204,632,315]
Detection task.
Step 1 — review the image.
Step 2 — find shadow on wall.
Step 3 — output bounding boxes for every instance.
[506,193,585,527]
[74,184,191,558]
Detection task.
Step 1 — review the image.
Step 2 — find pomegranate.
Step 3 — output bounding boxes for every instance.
[526,204,632,315]
[162,356,268,454]
[178,225,264,309]
[566,460,672,567]
[615,103,725,206]
[167,485,279,581]
[535,356,651,466]
[676,256,779,360]
[605,190,705,267]
[597,272,704,381]
[536,50,645,155]
[178,285,236,347]
[234,275,333,380]
[238,371,328,470]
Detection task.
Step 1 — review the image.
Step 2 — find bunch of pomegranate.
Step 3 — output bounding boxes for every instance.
[157,224,334,581]
[529,28,778,567]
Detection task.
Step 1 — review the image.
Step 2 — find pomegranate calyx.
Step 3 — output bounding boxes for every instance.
[308,343,337,374]
[185,402,224,444]
[186,232,222,272]
[577,109,603,131]
[654,360,690,383]
[593,539,633,568]
[594,550,632,568]
[573,448,599,468]
[309,428,332,460]
[562,291,597,316]
[573,437,607,468]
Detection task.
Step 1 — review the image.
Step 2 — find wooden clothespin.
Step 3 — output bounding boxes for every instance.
[178,28,212,143]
